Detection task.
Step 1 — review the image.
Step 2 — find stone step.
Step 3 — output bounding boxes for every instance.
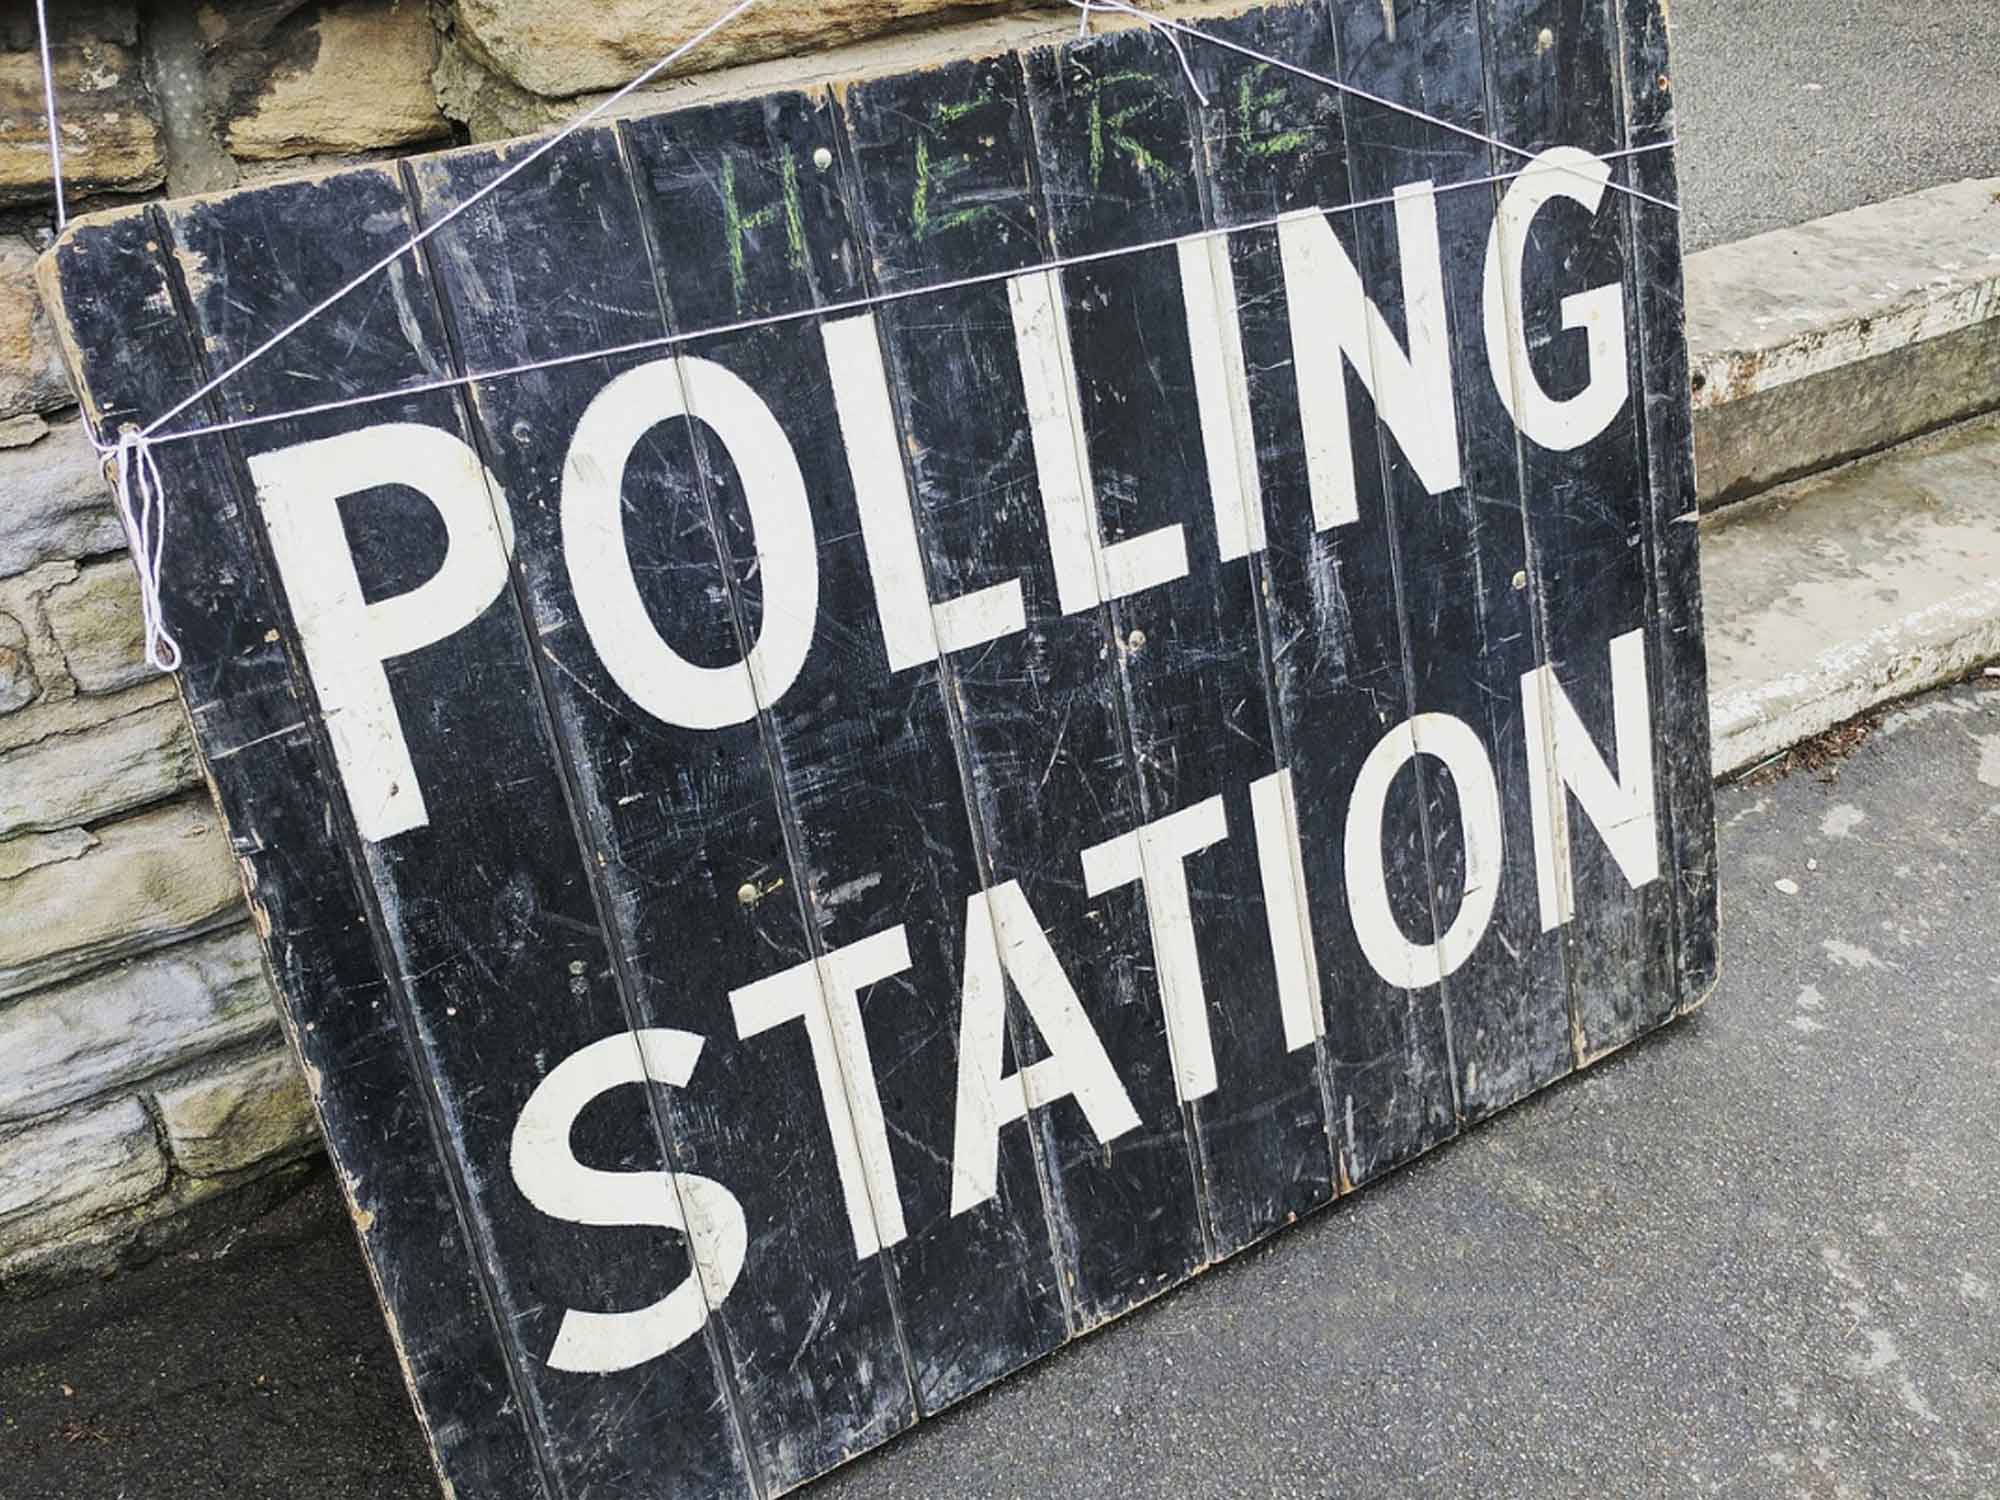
[1686,176,2000,508]
[1702,410,2000,776]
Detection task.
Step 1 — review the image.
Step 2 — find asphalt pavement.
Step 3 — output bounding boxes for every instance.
[1674,0,2000,250]
[4,677,1996,1498]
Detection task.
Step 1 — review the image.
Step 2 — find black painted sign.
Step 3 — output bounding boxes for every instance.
[43,1,1715,1493]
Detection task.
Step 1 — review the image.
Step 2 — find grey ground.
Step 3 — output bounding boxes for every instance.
[1675,0,2000,251]
[6,682,1997,1499]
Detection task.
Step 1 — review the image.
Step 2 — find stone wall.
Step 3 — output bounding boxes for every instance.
[0,0,459,1291]
[0,0,1118,1290]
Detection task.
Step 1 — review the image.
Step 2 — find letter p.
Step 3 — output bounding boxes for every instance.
[248,424,512,842]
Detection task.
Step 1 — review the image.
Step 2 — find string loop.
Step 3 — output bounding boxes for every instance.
[107,429,182,674]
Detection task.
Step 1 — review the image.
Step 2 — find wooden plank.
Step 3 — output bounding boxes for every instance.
[402,123,920,1487]
[1207,9,1458,1188]
[619,90,1072,1414]
[152,167,760,1498]
[1023,26,1338,1257]
[1483,0,1679,1058]
[39,206,553,1500]
[1327,0,1573,1120]
[1175,0,1360,1204]
[1613,0,1720,1008]
[835,52,1211,1324]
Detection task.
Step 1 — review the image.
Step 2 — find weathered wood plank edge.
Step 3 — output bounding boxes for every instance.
[34,210,565,1500]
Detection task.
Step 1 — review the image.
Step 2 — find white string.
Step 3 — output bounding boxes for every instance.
[34,0,67,228]
[129,141,1674,452]
[110,430,182,672]
[1076,0,1209,105]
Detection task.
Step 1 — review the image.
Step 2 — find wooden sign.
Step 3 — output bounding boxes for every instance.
[42,1,1715,1493]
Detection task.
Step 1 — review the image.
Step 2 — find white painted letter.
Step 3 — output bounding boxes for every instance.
[1278,183,1461,531]
[1251,768,1324,1051]
[248,424,511,843]
[510,1029,746,1375]
[951,880,1141,1214]
[1344,714,1504,988]
[1010,268,1190,611]
[562,356,817,729]
[1482,147,1630,451]
[1080,797,1230,1102]
[730,927,910,1259]
[823,313,1026,667]
[1521,628,1658,931]
[1178,235,1265,560]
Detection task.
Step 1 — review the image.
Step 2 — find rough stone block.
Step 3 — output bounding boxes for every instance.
[0,240,74,422]
[0,609,34,712]
[0,796,244,1000]
[0,697,196,837]
[0,417,123,579]
[0,1096,167,1259]
[41,555,153,694]
[0,926,275,1123]
[0,5,165,203]
[154,1043,315,1179]
[0,671,175,754]
[222,0,451,160]
[0,825,93,881]
[452,0,1034,101]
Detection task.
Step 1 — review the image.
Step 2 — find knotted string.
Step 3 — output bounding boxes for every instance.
[108,429,182,673]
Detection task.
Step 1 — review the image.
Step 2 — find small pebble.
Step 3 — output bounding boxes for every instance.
[1774,877,1800,896]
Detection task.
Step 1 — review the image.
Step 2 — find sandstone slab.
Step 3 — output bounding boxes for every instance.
[0,696,195,837]
[453,0,1033,101]
[0,825,94,881]
[0,926,274,1124]
[224,1,450,160]
[0,8,164,203]
[0,796,244,1000]
[0,241,75,421]
[0,609,34,711]
[42,555,154,694]
[0,1096,166,1260]
[0,417,122,579]
[0,671,175,755]
[155,1042,315,1178]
